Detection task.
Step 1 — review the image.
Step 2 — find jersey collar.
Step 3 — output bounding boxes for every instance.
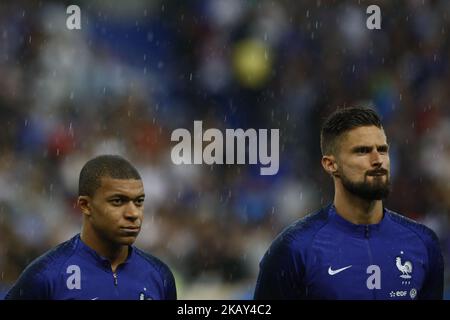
[328,204,388,238]
[75,234,136,270]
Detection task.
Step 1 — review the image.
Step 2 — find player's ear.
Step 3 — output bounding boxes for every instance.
[321,155,339,177]
[77,196,92,216]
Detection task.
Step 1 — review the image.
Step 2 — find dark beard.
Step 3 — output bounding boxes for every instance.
[340,170,391,200]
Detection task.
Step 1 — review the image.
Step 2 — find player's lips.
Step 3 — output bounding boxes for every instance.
[367,169,388,176]
[120,226,140,233]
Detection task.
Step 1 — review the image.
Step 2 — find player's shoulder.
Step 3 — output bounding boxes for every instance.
[385,209,440,246]
[133,247,174,277]
[19,235,80,279]
[272,205,330,249]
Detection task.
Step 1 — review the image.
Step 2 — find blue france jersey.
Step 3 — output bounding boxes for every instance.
[5,234,176,300]
[254,205,444,300]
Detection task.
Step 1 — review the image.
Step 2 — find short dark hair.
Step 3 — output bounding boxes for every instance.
[320,106,382,155]
[78,155,141,196]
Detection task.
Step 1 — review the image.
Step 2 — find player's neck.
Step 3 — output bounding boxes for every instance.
[333,187,383,225]
[80,227,128,272]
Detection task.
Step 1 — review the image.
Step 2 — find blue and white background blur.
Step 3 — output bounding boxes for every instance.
[1,0,450,299]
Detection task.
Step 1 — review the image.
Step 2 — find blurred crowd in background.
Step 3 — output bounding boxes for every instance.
[1,0,450,299]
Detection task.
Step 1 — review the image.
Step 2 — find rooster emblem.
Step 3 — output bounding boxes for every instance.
[396,257,412,279]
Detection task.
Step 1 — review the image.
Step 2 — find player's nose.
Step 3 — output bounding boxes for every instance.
[123,202,140,220]
[370,149,383,167]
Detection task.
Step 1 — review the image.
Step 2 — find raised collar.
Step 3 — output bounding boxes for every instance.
[328,204,388,238]
[75,234,135,271]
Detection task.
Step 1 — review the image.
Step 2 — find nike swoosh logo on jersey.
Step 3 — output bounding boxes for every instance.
[328,265,352,275]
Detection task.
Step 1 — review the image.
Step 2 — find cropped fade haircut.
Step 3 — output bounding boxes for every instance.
[78,155,141,196]
[320,107,383,156]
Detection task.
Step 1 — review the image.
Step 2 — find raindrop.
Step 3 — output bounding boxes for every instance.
[69,122,74,137]
[306,10,310,18]
[399,94,402,101]
[352,65,356,73]
[69,91,74,100]
[189,73,193,81]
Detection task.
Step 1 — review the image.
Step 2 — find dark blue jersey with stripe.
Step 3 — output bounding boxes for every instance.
[5,234,176,300]
[254,205,443,300]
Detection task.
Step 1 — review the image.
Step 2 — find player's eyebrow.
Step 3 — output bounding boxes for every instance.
[377,144,389,151]
[107,193,145,200]
[351,144,389,153]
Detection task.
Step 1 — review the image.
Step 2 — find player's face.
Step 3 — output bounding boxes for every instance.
[88,177,145,246]
[336,126,391,200]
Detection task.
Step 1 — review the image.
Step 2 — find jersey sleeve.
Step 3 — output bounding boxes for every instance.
[254,238,306,300]
[4,267,50,300]
[418,229,444,300]
[161,263,177,300]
